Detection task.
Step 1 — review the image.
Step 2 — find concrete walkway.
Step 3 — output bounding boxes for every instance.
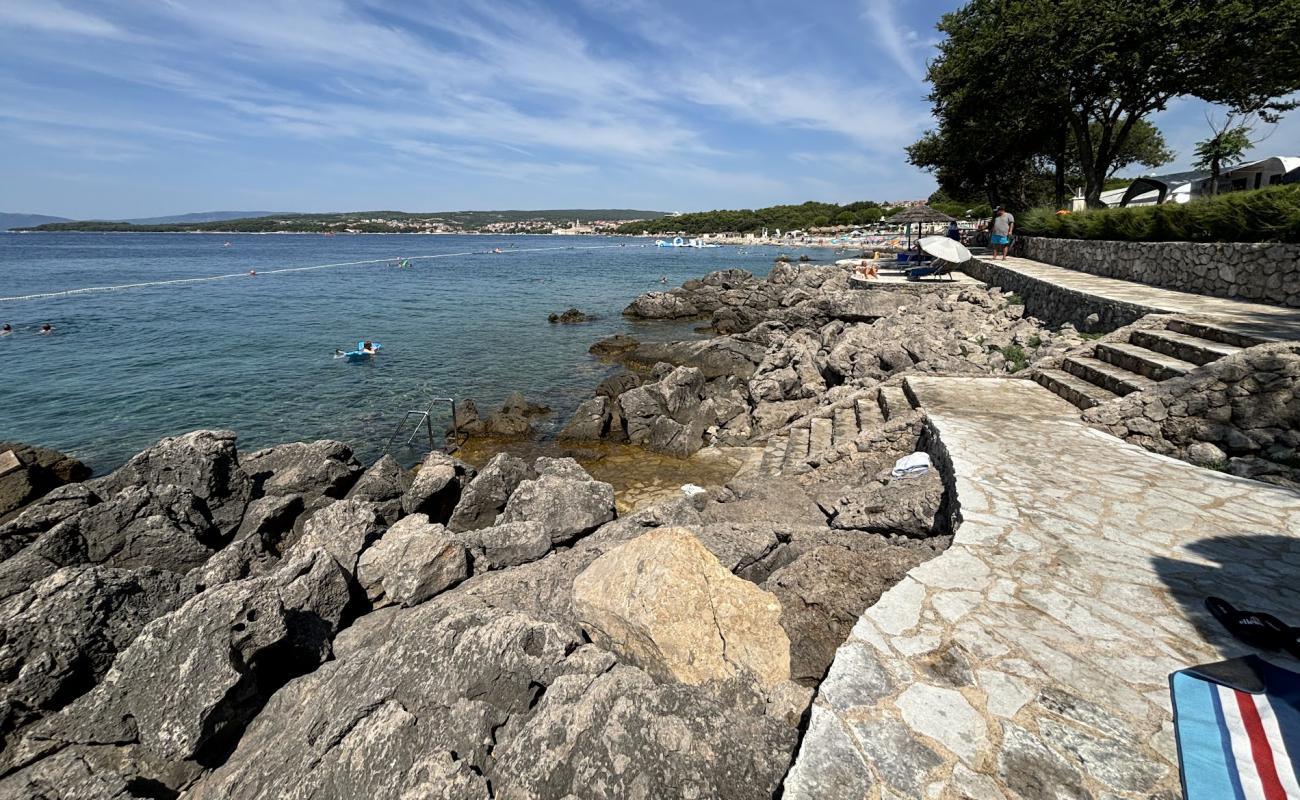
[784,376,1300,799]
[975,255,1300,342]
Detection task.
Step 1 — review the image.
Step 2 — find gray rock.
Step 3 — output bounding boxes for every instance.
[240,440,362,503]
[447,453,533,532]
[782,709,874,800]
[345,454,412,523]
[456,520,552,571]
[763,543,930,684]
[825,471,945,538]
[183,606,602,800]
[198,494,305,587]
[95,430,251,537]
[0,483,99,562]
[0,442,90,523]
[356,515,468,607]
[291,498,385,577]
[556,396,611,441]
[499,459,615,545]
[403,452,475,522]
[12,549,351,791]
[0,566,186,748]
[623,291,699,319]
[1186,441,1228,467]
[595,371,640,399]
[492,666,798,800]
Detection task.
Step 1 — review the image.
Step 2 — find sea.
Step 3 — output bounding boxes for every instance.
[0,233,820,473]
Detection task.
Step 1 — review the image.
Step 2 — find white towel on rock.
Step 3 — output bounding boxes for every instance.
[891,452,931,478]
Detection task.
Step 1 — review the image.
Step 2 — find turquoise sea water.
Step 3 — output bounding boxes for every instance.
[0,233,809,472]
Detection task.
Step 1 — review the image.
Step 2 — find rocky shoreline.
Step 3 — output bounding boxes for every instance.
[1,255,1293,798]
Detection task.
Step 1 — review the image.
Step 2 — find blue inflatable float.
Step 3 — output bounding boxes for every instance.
[337,341,381,360]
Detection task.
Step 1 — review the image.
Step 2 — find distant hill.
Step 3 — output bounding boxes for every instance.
[121,211,283,225]
[21,209,669,234]
[0,212,72,230]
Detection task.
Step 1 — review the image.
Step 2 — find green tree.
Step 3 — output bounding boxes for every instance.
[912,0,1300,207]
[1193,115,1257,195]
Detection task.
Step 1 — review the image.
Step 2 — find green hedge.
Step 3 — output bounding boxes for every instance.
[1017,184,1300,243]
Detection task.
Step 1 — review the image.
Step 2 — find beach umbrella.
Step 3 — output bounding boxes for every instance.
[885,205,956,248]
[918,235,971,264]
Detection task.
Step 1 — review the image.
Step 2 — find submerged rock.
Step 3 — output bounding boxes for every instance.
[547,307,595,324]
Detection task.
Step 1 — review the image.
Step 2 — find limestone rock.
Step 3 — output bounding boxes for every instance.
[292,498,385,577]
[94,430,250,537]
[573,527,791,687]
[623,291,699,319]
[499,458,615,544]
[825,470,945,538]
[240,439,362,502]
[356,514,468,607]
[11,549,351,790]
[456,520,552,571]
[447,453,534,532]
[0,566,186,748]
[556,396,610,441]
[345,454,411,523]
[492,665,799,800]
[403,452,475,522]
[0,442,90,522]
[0,483,99,562]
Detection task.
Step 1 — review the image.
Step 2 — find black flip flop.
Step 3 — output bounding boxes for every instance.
[1205,596,1300,657]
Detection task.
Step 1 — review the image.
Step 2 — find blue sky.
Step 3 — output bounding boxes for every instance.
[1,0,1295,219]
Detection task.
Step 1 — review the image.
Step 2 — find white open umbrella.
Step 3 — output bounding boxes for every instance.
[918,235,971,264]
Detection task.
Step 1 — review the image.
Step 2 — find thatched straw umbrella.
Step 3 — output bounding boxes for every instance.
[885,205,956,248]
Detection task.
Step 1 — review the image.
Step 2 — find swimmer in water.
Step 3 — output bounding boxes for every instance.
[39,323,53,335]
[1,324,11,336]
[660,275,667,284]
[334,348,346,358]
[361,341,377,354]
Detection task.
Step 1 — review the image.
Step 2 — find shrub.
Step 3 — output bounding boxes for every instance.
[1017,184,1300,243]
[1001,344,1029,372]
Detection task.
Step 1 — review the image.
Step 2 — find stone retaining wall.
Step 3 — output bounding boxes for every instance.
[1017,237,1300,308]
[958,257,1158,331]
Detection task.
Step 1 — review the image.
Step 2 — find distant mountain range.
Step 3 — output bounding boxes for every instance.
[0,213,73,230]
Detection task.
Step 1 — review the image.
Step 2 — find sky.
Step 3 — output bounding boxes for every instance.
[1,0,1295,219]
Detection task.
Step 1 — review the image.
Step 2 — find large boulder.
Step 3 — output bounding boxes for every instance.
[455,520,552,571]
[492,665,799,800]
[556,396,611,441]
[403,452,475,522]
[499,458,615,545]
[0,483,99,562]
[573,527,790,688]
[95,430,251,537]
[0,566,187,748]
[447,453,534,532]
[7,549,351,791]
[623,291,699,319]
[0,443,90,522]
[183,606,604,800]
[345,454,411,524]
[356,514,468,608]
[630,337,766,379]
[824,470,945,538]
[290,498,385,578]
[240,440,361,503]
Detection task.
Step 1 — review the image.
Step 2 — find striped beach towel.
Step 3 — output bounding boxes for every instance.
[1171,656,1300,799]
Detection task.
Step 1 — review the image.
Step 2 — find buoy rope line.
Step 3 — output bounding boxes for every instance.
[0,243,644,303]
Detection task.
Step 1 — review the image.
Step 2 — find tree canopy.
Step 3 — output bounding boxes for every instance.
[909,0,1300,208]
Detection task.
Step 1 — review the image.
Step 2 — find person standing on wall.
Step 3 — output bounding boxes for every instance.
[990,206,1015,260]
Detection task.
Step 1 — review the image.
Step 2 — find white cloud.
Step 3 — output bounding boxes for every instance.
[0,0,126,38]
[861,0,927,85]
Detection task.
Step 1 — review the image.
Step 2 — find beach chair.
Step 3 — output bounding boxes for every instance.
[906,260,956,282]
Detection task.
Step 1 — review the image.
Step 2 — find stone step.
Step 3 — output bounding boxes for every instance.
[781,427,811,473]
[878,386,912,420]
[1130,328,1243,367]
[1033,368,1119,410]
[759,434,788,476]
[808,417,834,461]
[856,397,885,428]
[1096,340,1198,381]
[832,407,858,445]
[1062,355,1157,396]
[1166,318,1268,349]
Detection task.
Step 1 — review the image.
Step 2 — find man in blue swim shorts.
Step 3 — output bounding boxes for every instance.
[990,205,1014,260]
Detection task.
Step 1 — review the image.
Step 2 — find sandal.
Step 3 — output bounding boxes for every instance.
[1205,596,1300,657]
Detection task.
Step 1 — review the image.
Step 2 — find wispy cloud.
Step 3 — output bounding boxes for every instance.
[0,0,127,39]
[861,0,928,84]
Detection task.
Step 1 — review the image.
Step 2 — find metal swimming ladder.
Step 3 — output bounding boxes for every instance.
[383,395,458,454]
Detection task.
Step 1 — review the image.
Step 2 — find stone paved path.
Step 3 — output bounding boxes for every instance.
[784,376,1300,799]
[977,255,1300,342]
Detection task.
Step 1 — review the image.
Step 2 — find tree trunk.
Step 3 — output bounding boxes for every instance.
[1053,127,1067,209]
[1208,156,1221,196]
